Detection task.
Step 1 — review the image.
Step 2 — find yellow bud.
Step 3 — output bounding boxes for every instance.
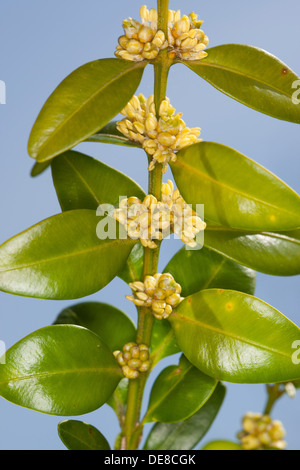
[138,25,154,43]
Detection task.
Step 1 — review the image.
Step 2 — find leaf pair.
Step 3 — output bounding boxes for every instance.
[28,45,300,166]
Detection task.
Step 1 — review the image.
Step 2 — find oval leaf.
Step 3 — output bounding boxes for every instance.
[51,150,145,211]
[144,356,217,423]
[204,227,300,276]
[0,209,136,299]
[184,44,300,123]
[0,325,122,415]
[165,245,256,297]
[144,382,226,450]
[31,161,51,177]
[169,289,300,384]
[54,301,136,352]
[58,420,110,450]
[28,59,146,162]
[171,142,300,231]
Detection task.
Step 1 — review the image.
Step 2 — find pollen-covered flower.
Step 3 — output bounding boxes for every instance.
[237,412,287,450]
[113,342,151,379]
[115,6,209,62]
[167,10,209,61]
[113,181,206,249]
[115,6,168,61]
[126,273,183,319]
[117,94,201,173]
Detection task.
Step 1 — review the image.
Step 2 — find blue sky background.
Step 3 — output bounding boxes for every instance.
[0,0,299,450]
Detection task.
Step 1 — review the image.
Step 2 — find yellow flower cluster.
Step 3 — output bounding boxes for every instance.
[238,412,287,450]
[117,94,201,173]
[113,180,206,249]
[126,273,183,320]
[115,6,167,61]
[113,342,151,379]
[115,6,209,62]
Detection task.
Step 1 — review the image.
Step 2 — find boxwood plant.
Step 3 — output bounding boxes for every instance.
[0,0,300,451]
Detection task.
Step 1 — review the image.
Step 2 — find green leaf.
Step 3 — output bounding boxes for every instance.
[0,325,122,415]
[184,44,300,123]
[0,209,136,299]
[86,121,141,147]
[144,356,217,423]
[144,382,226,450]
[58,420,110,450]
[204,227,300,276]
[107,378,129,423]
[171,142,300,232]
[28,59,146,162]
[30,161,51,177]
[51,150,145,211]
[202,440,242,451]
[150,319,180,366]
[118,243,144,284]
[54,301,136,352]
[169,289,300,384]
[164,245,256,297]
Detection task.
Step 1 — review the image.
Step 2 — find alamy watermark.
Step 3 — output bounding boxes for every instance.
[0,80,6,104]
[292,340,300,365]
[292,80,300,105]
[96,197,205,250]
[0,340,6,364]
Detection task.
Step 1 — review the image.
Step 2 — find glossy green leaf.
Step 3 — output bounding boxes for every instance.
[118,243,144,284]
[58,420,110,450]
[51,150,145,211]
[150,319,180,365]
[144,356,217,423]
[171,142,300,231]
[86,121,141,147]
[184,44,300,123]
[169,289,300,384]
[28,59,146,162]
[144,382,226,450]
[204,227,300,276]
[54,302,136,352]
[165,245,256,297]
[0,209,136,299]
[0,325,122,415]
[202,440,242,451]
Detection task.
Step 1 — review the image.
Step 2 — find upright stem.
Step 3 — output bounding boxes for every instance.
[124,0,170,450]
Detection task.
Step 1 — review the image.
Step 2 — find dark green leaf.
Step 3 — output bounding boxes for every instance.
[86,121,141,147]
[144,356,217,423]
[51,150,145,211]
[58,420,110,450]
[54,302,136,352]
[144,382,226,450]
[184,44,300,123]
[0,209,136,299]
[204,227,300,276]
[0,325,122,415]
[171,142,300,231]
[28,59,146,161]
[169,289,300,384]
[164,245,256,296]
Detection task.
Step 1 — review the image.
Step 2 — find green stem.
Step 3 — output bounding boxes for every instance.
[124,0,170,450]
[264,384,284,415]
